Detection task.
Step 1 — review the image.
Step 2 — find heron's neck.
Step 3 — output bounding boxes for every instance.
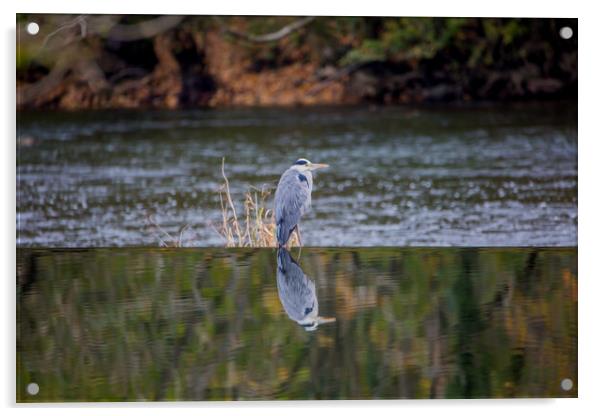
[291,166,312,176]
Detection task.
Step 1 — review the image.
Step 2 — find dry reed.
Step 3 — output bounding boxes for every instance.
[215,158,299,248]
[146,214,191,247]
[147,158,299,248]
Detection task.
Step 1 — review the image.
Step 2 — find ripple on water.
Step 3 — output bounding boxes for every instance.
[17,104,577,247]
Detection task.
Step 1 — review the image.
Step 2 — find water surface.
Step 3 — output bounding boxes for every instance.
[17,103,577,246]
[17,247,577,401]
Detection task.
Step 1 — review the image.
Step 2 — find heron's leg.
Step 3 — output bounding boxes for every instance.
[295,225,303,261]
[295,225,303,247]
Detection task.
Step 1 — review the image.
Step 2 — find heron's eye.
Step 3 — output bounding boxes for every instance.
[294,159,309,165]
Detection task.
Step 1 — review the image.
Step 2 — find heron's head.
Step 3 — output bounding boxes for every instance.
[291,158,329,172]
[297,315,337,332]
[297,303,335,332]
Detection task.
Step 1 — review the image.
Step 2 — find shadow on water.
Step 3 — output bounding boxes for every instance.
[17,247,577,401]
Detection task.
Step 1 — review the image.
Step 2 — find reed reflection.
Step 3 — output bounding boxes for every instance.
[276,248,335,331]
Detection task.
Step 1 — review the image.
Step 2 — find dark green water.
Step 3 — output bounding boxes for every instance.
[17,103,577,247]
[17,247,577,401]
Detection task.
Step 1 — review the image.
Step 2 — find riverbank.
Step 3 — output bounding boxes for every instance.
[17,16,577,110]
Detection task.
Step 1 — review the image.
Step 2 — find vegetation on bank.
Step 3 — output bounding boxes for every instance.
[17,15,577,109]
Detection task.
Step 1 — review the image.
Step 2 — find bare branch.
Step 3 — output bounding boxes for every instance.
[41,14,89,50]
[178,223,191,246]
[214,16,315,43]
[146,213,178,247]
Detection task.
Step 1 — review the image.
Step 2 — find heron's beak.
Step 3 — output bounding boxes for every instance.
[309,163,329,170]
[317,316,336,325]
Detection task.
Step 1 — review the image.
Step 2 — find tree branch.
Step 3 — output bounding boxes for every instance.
[40,14,89,50]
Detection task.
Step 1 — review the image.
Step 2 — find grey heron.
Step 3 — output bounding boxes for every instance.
[274,158,328,247]
[276,247,336,331]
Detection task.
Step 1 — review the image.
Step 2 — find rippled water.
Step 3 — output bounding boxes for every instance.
[17,247,577,401]
[17,103,577,246]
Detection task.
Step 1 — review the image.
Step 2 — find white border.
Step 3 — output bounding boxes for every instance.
[13,0,579,17]
[4,1,601,415]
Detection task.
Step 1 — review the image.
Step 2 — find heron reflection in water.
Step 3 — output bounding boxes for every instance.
[276,247,336,331]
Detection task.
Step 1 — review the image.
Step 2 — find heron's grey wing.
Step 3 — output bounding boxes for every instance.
[275,169,311,245]
[276,248,317,323]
